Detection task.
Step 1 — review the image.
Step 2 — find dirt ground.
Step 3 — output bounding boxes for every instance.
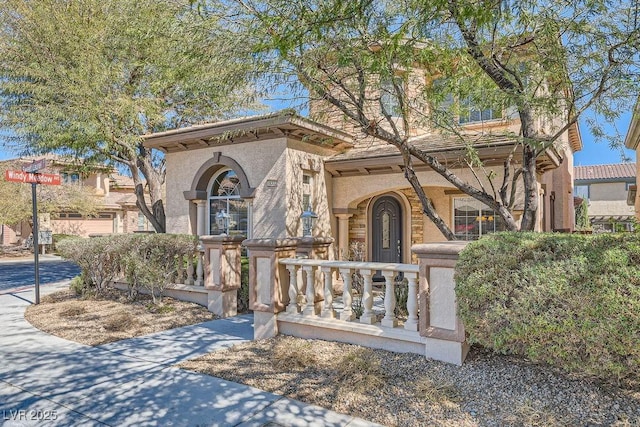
[25,288,216,346]
[25,287,640,427]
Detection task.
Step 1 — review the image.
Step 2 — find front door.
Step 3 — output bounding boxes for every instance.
[372,196,402,274]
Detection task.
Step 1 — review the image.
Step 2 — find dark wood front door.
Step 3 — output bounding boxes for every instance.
[372,196,402,268]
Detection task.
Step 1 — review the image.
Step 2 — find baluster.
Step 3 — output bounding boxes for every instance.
[176,255,185,285]
[286,264,301,314]
[359,269,375,324]
[381,271,397,327]
[321,266,336,319]
[302,265,317,316]
[339,267,355,321]
[195,243,204,286]
[404,272,419,331]
[186,255,195,286]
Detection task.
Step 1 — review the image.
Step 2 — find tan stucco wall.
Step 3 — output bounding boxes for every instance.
[51,218,113,237]
[284,144,333,240]
[588,182,636,217]
[164,139,288,236]
[164,137,336,241]
[539,144,576,232]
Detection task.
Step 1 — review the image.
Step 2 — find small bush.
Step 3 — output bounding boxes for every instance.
[103,311,137,332]
[58,233,198,303]
[455,232,640,388]
[52,234,78,254]
[59,303,87,317]
[238,256,250,313]
[69,274,90,296]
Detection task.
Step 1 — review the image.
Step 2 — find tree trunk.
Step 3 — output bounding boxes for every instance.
[126,146,166,233]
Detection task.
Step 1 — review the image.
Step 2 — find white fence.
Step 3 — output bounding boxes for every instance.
[243,238,469,365]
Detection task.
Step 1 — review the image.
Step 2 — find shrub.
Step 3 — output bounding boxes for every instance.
[69,274,91,296]
[52,234,78,254]
[119,234,198,304]
[57,236,124,294]
[455,232,640,388]
[238,256,250,313]
[58,233,198,303]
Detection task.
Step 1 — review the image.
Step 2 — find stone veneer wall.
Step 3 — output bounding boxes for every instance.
[347,189,424,262]
[401,188,424,252]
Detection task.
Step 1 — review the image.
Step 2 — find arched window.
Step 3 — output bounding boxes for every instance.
[208,169,248,236]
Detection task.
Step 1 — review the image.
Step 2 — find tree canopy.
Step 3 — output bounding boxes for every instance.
[0,0,262,232]
[225,0,639,237]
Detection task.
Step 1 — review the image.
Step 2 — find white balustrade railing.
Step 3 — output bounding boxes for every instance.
[279,259,419,332]
[174,252,201,286]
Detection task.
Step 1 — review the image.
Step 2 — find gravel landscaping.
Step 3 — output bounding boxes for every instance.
[180,335,640,427]
[25,288,216,345]
[24,289,640,426]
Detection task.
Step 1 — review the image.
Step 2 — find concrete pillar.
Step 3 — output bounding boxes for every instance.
[200,235,244,317]
[412,241,469,365]
[194,200,207,236]
[242,238,298,340]
[335,213,353,260]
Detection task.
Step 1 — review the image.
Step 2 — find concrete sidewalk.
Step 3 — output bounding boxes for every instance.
[0,284,379,426]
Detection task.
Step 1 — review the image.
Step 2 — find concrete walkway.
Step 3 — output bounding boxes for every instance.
[0,283,379,427]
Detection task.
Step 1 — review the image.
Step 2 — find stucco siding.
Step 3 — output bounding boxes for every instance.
[164,139,288,235]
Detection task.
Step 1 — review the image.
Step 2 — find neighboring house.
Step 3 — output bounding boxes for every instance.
[0,156,151,246]
[624,105,640,221]
[144,102,580,262]
[574,163,637,232]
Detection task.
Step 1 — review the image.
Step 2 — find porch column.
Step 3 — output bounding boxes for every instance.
[200,235,244,317]
[242,238,298,340]
[335,212,353,260]
[413,241,469,365]
[195,200,207,236]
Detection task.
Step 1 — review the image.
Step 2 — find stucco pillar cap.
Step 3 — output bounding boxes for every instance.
[411,241,469,258]
[242,238,300,250]
[200,235,245,245]
[183,190,208,201]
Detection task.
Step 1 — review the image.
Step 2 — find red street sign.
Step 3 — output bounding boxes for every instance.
[23,159,47,173]
[4,170,61,185]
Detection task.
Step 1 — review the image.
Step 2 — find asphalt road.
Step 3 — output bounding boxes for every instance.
[0,259,80,292]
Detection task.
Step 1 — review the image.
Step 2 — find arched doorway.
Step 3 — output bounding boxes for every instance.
[207,169,248,236]
[371,195,403,264]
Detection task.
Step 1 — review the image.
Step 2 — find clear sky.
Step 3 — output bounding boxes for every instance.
[0,109,636,166]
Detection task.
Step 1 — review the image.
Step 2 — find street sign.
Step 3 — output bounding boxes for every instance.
[4,170,61,185]
[23,159,47,173]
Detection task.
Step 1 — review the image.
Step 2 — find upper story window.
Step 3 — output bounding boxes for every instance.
[458,95,503,124]
[380,77,403,118]
[574,184,590,200]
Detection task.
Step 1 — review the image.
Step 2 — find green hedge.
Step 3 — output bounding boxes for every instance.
[57,234,197,302]
[455,232,640,388]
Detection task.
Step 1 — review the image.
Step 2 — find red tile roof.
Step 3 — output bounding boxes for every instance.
[574,163,636,181]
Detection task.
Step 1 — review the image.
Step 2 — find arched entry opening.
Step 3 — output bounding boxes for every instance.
[207,169,248,236]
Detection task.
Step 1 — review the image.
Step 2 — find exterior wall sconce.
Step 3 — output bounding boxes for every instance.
[300,209,318,237]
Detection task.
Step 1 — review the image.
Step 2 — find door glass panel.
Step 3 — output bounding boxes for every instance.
[382,211,390,249]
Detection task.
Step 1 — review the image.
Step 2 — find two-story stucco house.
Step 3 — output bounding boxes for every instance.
[574,163,637,232]
[143,101,581,262]
[0,156,152,246]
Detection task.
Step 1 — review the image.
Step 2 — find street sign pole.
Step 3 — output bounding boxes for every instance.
[31,182,40,304]
[2,159,59,305]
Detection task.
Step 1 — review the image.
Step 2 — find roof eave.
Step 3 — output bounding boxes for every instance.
[624,102,640,150]
[142,112,354,153]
